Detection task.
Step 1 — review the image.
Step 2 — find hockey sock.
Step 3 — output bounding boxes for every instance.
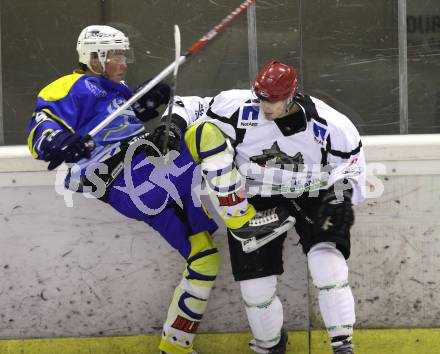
[308,242,355,338]
[159,231,221,354]
[240,276,284,348]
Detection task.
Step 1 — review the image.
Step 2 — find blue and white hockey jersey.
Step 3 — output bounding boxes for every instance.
[27,70,145,174]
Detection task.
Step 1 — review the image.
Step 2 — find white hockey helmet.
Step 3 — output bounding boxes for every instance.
[76,25,132,71]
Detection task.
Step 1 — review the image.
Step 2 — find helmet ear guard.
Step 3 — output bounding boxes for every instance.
[253,60,298,102]
[76,25,132,73]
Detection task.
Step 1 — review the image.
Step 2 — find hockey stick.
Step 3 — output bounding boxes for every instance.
[162,24,181,156]
[88,0,256,138]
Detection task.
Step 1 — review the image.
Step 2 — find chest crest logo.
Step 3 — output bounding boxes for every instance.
[250,142,304,171]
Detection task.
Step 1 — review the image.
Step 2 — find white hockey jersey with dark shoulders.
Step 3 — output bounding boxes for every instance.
[168,91,366,204]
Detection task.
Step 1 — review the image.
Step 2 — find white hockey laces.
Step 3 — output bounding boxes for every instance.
[249,208,279,226]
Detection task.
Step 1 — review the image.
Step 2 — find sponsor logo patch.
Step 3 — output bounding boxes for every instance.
[217,192,245,206]
[171,315,200,334]
[85,78,107,98]
[239,105,259,127]
[85,30,117,39]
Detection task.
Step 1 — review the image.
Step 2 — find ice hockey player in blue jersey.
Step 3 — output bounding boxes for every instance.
[152,61,366,353]
[27,25,220,354]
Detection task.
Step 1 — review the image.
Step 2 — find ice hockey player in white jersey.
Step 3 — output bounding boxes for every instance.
[150,60,366,354]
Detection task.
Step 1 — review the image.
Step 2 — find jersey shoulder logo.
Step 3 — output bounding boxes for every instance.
[35,111,48,123]
[194,102,206,119]
[312,120,329,145]
[238,104,259,127]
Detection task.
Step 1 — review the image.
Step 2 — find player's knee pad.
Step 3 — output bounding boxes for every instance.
[240,276,284,347]
[308,242,355,337]
[181,231,221,300]
[184,122,228,162]
[308,242,348,286]
[240,275,277,304]
[170,231,220,324]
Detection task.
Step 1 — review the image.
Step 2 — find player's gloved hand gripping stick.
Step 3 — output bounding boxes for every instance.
[88,0,257,140]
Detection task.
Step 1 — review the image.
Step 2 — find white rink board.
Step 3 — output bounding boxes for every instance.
[0,134,439,338]
[0,187,307,338]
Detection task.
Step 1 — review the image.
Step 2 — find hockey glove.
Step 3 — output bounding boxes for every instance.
[132,80,171,122]
[314,186,354,237]
[40,130,95,170]
[146,114,188,156]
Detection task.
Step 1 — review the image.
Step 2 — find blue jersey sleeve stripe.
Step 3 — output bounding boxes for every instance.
[41,108,75,133]
[27,115,63,158]
[31,128,55,158]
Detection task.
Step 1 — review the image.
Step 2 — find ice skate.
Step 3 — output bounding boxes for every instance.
[229,207,295,252]
[332,336,354,353]
[249,327,288,354]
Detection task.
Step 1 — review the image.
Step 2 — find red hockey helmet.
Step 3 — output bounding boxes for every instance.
[253,60,298,102]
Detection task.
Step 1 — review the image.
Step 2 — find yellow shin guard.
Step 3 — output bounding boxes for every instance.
[159,231,221,354]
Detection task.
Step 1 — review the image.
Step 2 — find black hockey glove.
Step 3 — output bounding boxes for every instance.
[314,186,354,237]
[132,80,171,122]
[40,130,95,170]
[146,114,188,156]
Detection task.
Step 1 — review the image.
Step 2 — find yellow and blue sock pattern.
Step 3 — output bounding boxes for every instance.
[159,231,221,354]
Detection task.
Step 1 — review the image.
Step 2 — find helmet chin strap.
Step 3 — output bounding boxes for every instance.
[285,95,295,113]
[88,66,102,75]
[88,60,106,77]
